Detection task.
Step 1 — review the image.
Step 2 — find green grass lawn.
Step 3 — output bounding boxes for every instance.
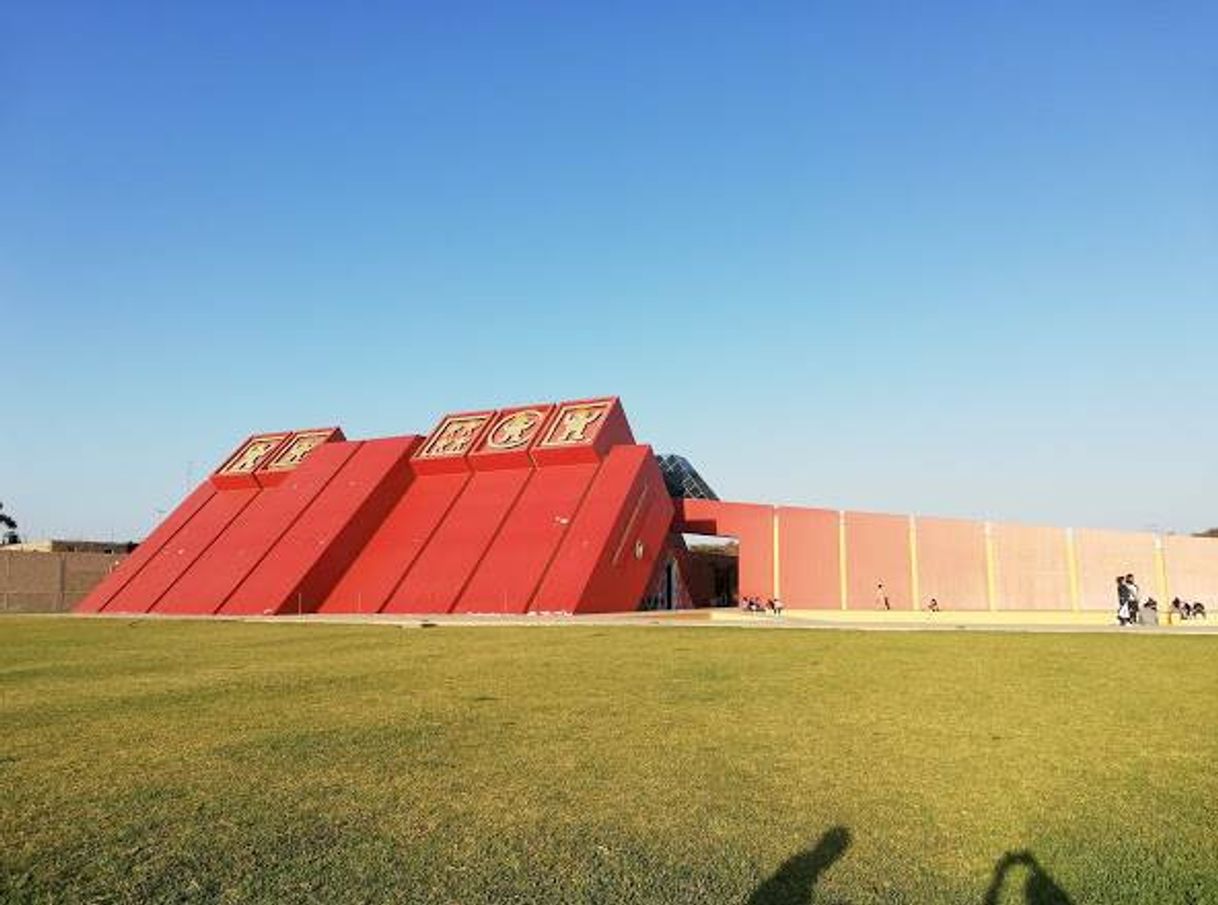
[2,617,1216,904]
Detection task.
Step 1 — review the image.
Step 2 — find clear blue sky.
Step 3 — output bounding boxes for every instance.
[3,2,1215,541]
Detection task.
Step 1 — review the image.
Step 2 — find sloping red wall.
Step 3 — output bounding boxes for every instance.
[384,468,532,613]
[103,488,259,613]
[76,482,217,613]
[317,471,469,613]
[154,442,359,615]
[456,462,600,613]
[531,445,672,613]
[221,436,420,615]
[81,400,669,618]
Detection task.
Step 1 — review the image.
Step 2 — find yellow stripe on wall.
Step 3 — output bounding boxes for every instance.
[772,507,781,600]
[838,510,848,610]
[1154,535,1170,606]
[1065,527,1081,612]
[984,522,998,611]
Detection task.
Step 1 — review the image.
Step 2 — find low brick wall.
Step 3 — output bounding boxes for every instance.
[0,550,127,613]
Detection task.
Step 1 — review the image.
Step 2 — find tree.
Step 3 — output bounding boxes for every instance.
[1195,527,1218,538]
[0,501,18,545]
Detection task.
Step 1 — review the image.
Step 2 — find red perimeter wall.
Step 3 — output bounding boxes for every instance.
[776,507,839,609]
[1164,536,1218,606]
[916,517,988,611]
[1074,529,1157,613]
[845,511,911,610]
[990,523,1070,611]
[672,500,1213,615]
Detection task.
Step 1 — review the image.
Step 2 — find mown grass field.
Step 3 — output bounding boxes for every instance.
[2,617,1217,904]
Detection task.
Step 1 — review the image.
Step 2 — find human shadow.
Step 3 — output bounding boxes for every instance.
[982,850,1074,905]
[747,825,851,905]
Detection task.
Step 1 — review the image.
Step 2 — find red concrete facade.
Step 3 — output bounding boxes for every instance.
[990,523,1072,611]
[81,397,670,617]
[155,440,359,615]
[76,396,1218,618]
[845,511,911,610]
[1164,535,1218,604]
[318,472,469,613]
[1074,529,1157,613]
[221,437,420,615]
[674,499,775,600]
[671,500,1215,615]
[776,507,839,609]
[916,517,988,611]
[74,481,216,613]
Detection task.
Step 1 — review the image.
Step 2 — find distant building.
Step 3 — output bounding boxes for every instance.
[2,540,134,613]
[5,539,138,555]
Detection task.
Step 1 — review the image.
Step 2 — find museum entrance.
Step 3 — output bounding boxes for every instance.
[678,533,739,608]
[638,535,738,611]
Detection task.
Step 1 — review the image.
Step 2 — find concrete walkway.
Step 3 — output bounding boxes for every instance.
[61,609,1218,634]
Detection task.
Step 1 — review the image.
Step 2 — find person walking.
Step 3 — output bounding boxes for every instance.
[1125,574,1140,625]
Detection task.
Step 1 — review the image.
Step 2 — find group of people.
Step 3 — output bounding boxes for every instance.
[741,596,783,616]
[731,576,1209,624]
[1170,597,1208,621]
[1115,574,1154,625]
[1116,574,1208,626]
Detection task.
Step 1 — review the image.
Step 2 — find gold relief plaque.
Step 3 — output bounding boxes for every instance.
[219,434,288,475]
[264,431,330,472]
[417,414,491,458]
[540,402,609,447]
[485,409,544,451]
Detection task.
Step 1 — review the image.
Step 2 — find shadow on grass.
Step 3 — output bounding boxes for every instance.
[748,833,1073,905]
[983,850,1074,905]
[748,825,850,905]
